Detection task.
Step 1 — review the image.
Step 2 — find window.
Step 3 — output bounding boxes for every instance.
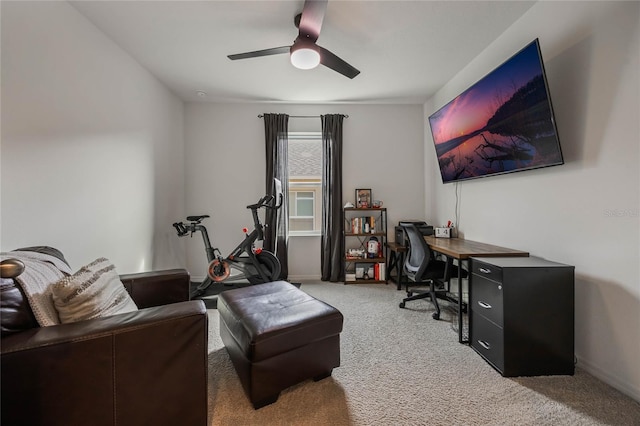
[288,132,322,235]
[289,191,315,231]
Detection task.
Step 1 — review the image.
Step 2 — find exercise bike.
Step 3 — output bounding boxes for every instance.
[173,184,283,299]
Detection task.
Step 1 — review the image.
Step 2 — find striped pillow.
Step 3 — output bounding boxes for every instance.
[52,258,138,324]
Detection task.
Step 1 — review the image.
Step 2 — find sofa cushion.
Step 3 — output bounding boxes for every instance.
[1,247,69,335]
[52,258,138,324]
[1,247,72,332]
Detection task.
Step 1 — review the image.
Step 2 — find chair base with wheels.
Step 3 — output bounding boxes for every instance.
[399,277,466,320]
[397,224,467,320]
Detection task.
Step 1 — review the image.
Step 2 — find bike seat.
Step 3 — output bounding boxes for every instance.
[186,215,210,222]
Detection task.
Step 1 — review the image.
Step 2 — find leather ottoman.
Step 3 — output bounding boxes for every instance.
[217,281,343,409]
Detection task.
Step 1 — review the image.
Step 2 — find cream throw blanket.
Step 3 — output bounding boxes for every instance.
[0,251,72,326]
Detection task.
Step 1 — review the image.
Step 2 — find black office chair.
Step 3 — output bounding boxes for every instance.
[398,224,467,320]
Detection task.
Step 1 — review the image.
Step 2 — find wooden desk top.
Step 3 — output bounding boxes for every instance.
[424,236,528,260]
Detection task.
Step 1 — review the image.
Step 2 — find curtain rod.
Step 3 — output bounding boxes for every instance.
[257,114,348,118]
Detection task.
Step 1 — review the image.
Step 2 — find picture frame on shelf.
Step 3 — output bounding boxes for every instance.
[356,188,372,208]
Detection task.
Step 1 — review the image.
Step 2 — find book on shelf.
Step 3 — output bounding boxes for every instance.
[350,216,377,234]
[366,264,387,281]
[373,262,386,280]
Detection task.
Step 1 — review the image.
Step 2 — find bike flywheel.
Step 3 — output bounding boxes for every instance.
[207,259,231,282]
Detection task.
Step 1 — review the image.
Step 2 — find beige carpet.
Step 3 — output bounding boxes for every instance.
[206,281,640,425]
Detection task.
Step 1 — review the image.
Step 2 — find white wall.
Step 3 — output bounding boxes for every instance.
[1,1,185,273]
[7,0,636,403]
[184,103,424,280]
[424,1,639,401]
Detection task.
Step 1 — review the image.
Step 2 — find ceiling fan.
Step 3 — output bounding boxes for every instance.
[227,0,360,79]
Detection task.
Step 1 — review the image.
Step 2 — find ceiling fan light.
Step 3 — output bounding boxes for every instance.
[290,45,320,70]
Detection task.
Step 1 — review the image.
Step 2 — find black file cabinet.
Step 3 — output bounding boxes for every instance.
[470,256,575,377]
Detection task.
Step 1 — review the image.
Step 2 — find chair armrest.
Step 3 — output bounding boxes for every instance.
[1,300,208,426]
[120,268,191,308]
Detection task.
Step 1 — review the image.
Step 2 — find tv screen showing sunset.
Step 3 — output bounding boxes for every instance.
[429,39,564,183]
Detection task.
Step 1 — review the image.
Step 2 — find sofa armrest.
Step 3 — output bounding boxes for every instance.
[1,300,208,426]
[120,268,190,308]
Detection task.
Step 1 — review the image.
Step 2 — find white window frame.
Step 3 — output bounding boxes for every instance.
[288,131,322,237]
[290,190,315,219]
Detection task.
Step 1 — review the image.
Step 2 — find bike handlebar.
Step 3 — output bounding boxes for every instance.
[246,194,280,211]
[173,222,189,237]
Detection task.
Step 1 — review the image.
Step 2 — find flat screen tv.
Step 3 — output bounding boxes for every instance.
[428,39,564,184]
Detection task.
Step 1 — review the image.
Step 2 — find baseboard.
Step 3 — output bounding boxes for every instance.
[576,355,640,403]
[287,274,321,282]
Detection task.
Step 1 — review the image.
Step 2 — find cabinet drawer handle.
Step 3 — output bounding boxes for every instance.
[477,301,492,309]
[479,267,492,274]
[478,340,491,350]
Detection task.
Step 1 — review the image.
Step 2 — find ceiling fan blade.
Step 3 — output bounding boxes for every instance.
[317,45,360,79]
[228,46,291,61]
[298,0,327,42]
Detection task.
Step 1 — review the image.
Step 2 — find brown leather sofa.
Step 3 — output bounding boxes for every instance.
[1,247,208,426]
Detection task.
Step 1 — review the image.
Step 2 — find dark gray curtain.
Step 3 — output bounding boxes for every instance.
[321,114,345,282]
[263,113,289,279]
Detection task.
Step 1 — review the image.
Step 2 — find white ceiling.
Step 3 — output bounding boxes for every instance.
[70,0,536,104]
